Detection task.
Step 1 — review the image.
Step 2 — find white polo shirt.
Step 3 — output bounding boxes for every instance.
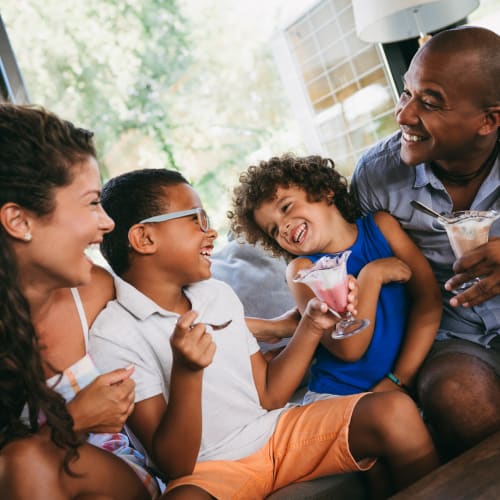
[89,276,285,462]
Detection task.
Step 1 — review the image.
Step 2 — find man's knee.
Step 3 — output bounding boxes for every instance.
[417,352,500,454]
[418,352,499,407]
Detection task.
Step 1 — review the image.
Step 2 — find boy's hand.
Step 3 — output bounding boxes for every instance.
[171,311,216,371]
[301,298,339,335]
[301,277,361,338]
[361,257,411,285]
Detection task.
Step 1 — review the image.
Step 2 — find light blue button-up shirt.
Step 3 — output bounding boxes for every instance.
[351,131,500,347]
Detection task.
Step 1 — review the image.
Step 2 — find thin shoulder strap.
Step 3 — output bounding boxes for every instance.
[70,288,90,349]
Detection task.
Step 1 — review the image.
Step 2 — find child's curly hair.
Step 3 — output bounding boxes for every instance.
[229,153,360,260]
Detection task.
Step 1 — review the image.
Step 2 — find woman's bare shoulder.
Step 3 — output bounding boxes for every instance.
[78,265,116,325]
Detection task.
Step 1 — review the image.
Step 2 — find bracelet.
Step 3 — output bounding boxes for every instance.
[386,372,410,391]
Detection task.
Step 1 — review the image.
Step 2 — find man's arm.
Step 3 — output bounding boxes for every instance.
[372,211,442,392]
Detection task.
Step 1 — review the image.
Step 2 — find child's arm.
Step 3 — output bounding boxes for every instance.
[286,257,385,362]
[245,307,300,344]
[372,211,442,392]
[127,311,215,479]
[349,256,412,361]
[250,298,341,409]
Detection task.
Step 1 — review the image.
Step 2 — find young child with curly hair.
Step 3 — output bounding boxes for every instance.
[230,153,442,401]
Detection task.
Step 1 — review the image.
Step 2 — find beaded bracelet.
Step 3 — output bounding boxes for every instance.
[386,372,410,391]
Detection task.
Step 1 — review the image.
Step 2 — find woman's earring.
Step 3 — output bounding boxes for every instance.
[23,233,32,242]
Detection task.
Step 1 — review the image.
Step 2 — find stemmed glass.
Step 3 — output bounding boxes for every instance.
[293,250,370,339]
[439,210,500,291]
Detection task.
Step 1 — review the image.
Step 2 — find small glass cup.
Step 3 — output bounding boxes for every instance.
[440,210,500,291]
[293,251,370,339]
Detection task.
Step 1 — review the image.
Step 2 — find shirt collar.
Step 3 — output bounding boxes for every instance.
[414,162,449,191]
[414,153,500,192]
[414,162,430,188]
[114,274,177,321]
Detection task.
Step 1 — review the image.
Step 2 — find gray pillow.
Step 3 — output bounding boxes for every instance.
[211,238,295,320]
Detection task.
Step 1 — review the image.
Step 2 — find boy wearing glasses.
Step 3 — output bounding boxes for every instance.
[89,168,439,498]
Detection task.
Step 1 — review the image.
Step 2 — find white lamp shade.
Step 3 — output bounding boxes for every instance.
[352,0,480,43]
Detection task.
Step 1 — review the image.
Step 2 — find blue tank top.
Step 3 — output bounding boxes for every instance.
[307,213,409,395]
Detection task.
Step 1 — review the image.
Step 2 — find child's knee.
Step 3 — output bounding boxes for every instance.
[355,391,423,443]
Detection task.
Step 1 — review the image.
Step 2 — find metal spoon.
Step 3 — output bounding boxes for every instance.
[327,307,342,319]
[190,319,232,331]
[410,200,453,224]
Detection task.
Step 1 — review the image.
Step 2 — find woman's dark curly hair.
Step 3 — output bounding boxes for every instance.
[0,104,92,470]
[229,153,360,260]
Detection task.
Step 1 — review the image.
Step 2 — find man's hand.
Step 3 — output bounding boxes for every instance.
[371,376,407,393]
[67,366,135,434]
[446,238,500,307]
[361,257,412,286]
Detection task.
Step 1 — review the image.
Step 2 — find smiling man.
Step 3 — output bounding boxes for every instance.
[350,26,500,460]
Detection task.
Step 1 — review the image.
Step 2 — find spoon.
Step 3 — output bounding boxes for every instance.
[327,307,342,319]
[410,200,453,224]
[190,319,232,331]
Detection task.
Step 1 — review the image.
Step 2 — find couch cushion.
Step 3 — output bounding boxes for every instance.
[267,472,367,499]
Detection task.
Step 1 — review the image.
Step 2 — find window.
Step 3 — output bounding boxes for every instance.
[273,0,397,178]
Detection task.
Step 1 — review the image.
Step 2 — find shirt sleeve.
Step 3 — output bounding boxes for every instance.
[217,278,262,356]
[351,155,383,217]
[89,321,165,404]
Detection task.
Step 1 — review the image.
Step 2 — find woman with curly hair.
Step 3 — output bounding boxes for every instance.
[0,104,158,499]
[230,153,442,402]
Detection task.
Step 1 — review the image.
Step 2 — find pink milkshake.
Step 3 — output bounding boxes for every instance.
[315,278,348,313]
[293,251,369,339]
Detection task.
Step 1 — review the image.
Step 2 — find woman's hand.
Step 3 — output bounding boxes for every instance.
[67,366,135,434]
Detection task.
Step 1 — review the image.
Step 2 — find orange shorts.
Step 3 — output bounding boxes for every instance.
[166,393,375,499]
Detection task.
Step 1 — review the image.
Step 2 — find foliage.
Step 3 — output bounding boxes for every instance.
[164,0,305,235]
[2,0,304,239]
[2,0,190,177]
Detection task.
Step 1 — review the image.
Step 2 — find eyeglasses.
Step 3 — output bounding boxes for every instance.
[139,208,210,233]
